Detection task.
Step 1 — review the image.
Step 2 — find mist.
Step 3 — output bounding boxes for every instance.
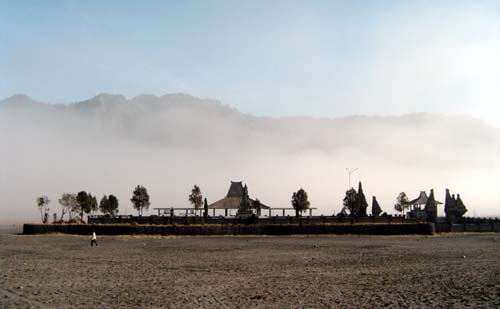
[0,93,498,224]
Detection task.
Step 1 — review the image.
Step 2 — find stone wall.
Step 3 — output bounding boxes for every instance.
[23,222,434,236]
[434,220,500,233]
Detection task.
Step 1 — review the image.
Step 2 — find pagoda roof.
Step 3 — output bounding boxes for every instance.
[410,191,442,205]
[227,181,244,197]
[208,181,270,209]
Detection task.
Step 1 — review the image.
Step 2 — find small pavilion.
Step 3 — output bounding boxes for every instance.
[409,191,442,210]
[408,190,442,219]
[208,181,270,217]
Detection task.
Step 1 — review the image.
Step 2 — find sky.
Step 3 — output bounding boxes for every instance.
[0,0,499,126]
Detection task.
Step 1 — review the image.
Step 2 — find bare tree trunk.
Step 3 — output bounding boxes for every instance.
[60,209,67,222]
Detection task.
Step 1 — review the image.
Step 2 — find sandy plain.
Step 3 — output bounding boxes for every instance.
[1,232,500,308]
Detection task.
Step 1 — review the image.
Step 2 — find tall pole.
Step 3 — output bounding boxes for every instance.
[345,168,358,188]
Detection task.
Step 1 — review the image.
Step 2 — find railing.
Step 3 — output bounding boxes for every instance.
[87,215,421,225]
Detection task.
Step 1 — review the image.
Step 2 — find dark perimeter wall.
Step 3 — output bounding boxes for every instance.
[23,223,435,236]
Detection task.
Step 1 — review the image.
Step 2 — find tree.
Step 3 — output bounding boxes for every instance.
[76,191,93,222]
[291,188,310,218]
[36,196,50,223]
[90,194,98,215]
[394,192,410,216]
[356,181,368,217]
[99,195,110,215]
[108,195,119,216]
[188,185,203,214]
[343,188,358,216]
[100,195,119,216]
[58,193,77,222]
[394,203,403,213]
[203,197,208,219]
[131,185,150,216]
[69,199,80,221]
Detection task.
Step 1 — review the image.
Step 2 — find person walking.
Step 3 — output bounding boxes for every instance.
[91,230,98,247]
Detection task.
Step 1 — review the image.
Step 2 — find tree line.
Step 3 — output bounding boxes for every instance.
[36,181,458,223]
[35,185,151,223]
[36,192,120,223]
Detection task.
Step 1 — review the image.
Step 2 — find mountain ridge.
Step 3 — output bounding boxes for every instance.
[1,92,497,170]
[0,93,496,130]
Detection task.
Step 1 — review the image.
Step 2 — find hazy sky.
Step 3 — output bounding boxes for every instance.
[1,0,499,126]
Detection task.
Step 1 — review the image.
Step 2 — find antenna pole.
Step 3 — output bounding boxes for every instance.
[345,168,358,188]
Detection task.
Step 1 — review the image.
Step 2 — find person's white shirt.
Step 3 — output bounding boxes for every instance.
[92,232,96,240]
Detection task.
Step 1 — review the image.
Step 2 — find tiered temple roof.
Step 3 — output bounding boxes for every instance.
[208,181,270,210]
[410,191,442,207]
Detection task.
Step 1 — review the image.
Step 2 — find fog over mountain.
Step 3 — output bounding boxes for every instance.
[0,93,498,224]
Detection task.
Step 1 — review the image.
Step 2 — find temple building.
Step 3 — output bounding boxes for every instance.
[444,189,467,223]
[409,191,442,210]
[371,196,382,217]
[424,189,439,222]
[208,181,270,216]
[408,190,442,220]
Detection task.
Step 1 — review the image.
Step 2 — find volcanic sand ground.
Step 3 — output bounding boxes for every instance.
[1,232,500,308]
